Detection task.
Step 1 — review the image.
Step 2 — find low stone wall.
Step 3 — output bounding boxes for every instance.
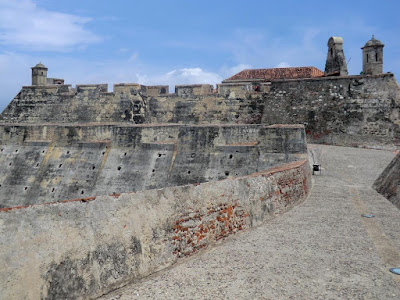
[374,152,400,208]
[0,159,311,300]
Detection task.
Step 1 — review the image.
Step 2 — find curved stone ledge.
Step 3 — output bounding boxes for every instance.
[0,123,307,208]
[0,159,311,300]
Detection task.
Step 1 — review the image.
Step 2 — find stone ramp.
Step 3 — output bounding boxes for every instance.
[100,145,400,299]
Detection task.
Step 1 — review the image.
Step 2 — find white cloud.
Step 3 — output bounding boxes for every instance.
[275,62,291,68]
[137,68,222,89]
[166,70,177,76]
[0,0,101,51]
[79,66,222,90]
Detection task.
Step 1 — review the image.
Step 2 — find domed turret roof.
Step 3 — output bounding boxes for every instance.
[328,37,343,46]
[32,62,47,69]
[363,35,384,47]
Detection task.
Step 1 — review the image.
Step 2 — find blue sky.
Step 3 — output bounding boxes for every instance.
[0,0,399,111]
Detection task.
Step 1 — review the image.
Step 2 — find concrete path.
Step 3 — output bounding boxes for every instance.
[100,145,400,300]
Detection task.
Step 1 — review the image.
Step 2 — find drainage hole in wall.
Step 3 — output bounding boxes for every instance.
[102,152,105,155]
[117,166,121,171]
[124,152,127,156]
[92,165,96,170]
[229,154,233,159]
[59,164,62,168]
[36,163,39,167]
[42,150,45,153]
[152,169,155,173]
[188,170,191,174]
[225,171,230,176]
[8,163,12,166]
[81,190,84,195]
[15,149,18,153]
[51,188,55,192]
[158,154,162,157]
[0,149,3,152]
[67,151,70,154]
[24,187,28,191]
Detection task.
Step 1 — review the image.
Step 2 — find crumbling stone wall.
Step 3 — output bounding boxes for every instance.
[262,74,400,149]
[0,83,266,125]
[0,84,148,124]
[0,159,311,300]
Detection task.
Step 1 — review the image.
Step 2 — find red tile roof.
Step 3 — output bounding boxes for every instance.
[224,66,324,82]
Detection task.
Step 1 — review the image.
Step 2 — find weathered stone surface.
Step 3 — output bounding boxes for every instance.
[1,74,399,148]
[100,145,400,300]
[362,35,384,75]
[324,37,348,76]
[262,74,400,149]
[374,152,400,208]
[0,123,306,208]
[0,159,311,300]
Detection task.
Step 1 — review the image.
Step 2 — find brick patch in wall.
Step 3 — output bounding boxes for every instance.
[170,160,311,258]
[171,202,248,257]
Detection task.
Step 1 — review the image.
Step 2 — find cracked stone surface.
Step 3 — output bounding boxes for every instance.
[100,145,400,300]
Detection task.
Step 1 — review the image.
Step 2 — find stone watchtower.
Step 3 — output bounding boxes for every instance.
[324,37,348,76]
[362,35,384,75]
[31,62,48,85]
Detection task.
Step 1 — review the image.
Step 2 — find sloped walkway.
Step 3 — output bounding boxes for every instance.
[101,145,400,299]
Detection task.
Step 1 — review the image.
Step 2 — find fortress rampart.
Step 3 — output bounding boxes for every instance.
[0,123,306,208]
[0,158,311,300]
[262,74,400,148]
[1,73,399,149]
[1,35,400,299]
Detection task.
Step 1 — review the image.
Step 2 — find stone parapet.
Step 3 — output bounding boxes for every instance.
[0,158,311,300]
[0,123,307,208]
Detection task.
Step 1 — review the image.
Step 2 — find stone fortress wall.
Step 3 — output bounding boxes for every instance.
[0,123,306,208]
[0,159,311,300]
[0,35,399,299]
[2,69,398,208]
[0,85,313,299]
[262,74,400,147]
[1,75,399,149]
